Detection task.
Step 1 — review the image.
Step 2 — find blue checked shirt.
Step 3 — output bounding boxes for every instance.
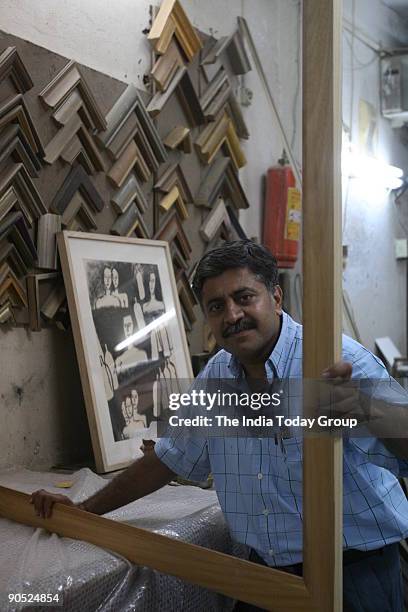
[155,312,408,566]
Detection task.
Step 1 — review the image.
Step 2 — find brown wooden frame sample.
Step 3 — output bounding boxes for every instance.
[0,123,42,177]
[0,46,33,93]
[163,125,192,153]
[154,208,191,261]
[0,1,343,608]
[39,60,106,132]
[110,203,149,238]
[148,0,202,61]
[151,39,185,92]
[199,198,231,242]
[199,67,232,121]
[26,271,59,331]
[0,163,47,225]
[195,157,249,210]
[111,174,147,215]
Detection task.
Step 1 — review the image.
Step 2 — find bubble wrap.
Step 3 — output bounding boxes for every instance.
[0,468,248,612]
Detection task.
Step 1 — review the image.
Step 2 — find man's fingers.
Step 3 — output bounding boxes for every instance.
[30,490,72,519]
[43,496,54,519]
[322,361,353,380]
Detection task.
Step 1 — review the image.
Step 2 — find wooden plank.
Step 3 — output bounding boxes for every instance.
[302,1,343,611]
[0,485,315,612]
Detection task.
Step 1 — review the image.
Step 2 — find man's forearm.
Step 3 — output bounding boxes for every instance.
[79,451,175,515]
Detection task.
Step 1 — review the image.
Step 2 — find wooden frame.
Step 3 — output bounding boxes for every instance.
[226,31,252,75]
[108,140,150,187]
[199,68,232,121]
[195,112,246,169]
[0,1,342,608]
[0,210,37,267]
[153,208,192,261]
[97,85,167,171]
[39,60,106,132]
[110,204,150,238]
[148,0,202,61]
[57,231,193,472]
[199,198,231,242]
[43,114,106,172]
[195,157,249,210]
[0,46,33,93]
[0,94,44,156]
[0,163,47,223]
[26,272,59,331]
[151,39,185,92]
[0,123,42,177]
[163,125,192,153]
[154,162,193,210]
[51,166,104,216]
[176,268,197,325]
[0,260,27,308]
[37,213,62,270]
[111,175,148,215]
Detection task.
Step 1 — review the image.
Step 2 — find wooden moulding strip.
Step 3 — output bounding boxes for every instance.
[0,264,27,308]
[51,166,104,215]
[37,214,62,270]
[43,114,82,164]
[159,184,189,220]
[147,66,187,117]
[164,126,190,150]
[302,0,343,610]
[151,40,185,92]
[201,36,231,65]
[98,85,167,165]
[195,113,230,165]
[0,485,316,611]
[225,120,246,170]
[148,0,202,61]
[0,241,28,278]
[0,47,33,93]
[0,122,41,177]
[61,193,97,232]
[154,162,193,203]
[110,203,149,238]
[176,71,206,127]
[226,93,249,140]
[40,280,66,320]
[154,210,191,259]
[0,94,44,155]
[226,31,252,75]
[111,175,148,215]
[108,140,150,188]
[0,163,46,222]
[195,156,230,208]
[200,198,230,242]
[26,272,59,332]
[39,60,107,131]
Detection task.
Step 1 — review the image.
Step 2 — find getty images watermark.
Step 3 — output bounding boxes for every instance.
[165,389,359,432]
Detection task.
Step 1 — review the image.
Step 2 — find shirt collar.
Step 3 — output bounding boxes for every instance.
[227,311,292,380]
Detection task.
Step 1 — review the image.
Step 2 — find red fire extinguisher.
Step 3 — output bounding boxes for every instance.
[263,151,301,269]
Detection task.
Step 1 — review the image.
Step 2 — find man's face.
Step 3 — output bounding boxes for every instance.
[201,267,283,365]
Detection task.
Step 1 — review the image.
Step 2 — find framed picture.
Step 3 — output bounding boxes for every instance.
[57,231,193,473]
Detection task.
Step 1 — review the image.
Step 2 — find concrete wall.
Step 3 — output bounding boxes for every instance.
[1,0,408,469]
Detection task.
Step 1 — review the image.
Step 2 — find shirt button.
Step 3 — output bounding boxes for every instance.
[257,473,263,480]
[269,549,274,556]
[263,508,270,516]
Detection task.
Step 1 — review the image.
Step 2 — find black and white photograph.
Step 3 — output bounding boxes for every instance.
[57,231,192,472]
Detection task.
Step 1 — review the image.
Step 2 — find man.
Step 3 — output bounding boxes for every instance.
[31,241,408,611]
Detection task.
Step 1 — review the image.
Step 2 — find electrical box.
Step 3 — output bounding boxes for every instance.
[381,54,408,125]
[395,238,408,259]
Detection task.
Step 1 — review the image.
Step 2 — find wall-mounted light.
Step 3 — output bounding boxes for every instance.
[342,139,403,190]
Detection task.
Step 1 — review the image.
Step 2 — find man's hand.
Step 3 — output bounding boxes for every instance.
[322,360,352,381]
[30,489,76,519]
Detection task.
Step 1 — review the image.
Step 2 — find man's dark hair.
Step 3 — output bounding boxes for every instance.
[192,240,279,302]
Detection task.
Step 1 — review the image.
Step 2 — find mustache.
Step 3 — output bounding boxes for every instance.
[222,318,256,338]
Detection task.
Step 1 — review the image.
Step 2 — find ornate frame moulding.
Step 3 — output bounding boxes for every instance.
[39,60,107,131]
[97,85,167,170]
[0,47,33,93]
[163,125,192,154]
[154,208,192,260]
[148,0,203,61]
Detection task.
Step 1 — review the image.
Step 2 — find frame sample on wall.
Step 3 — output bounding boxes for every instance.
[57,231,193,472]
